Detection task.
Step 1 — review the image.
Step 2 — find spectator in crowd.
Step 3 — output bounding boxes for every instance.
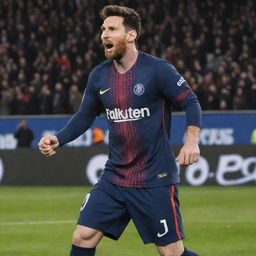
[0,0,255,113]
[219,88,233,110]
[233,87,248,110]
[14,120,34,147]
[205,84,219,110]
[0,80,13,115]
[69,84,83,113]
[38,84,52,114]
[250,84,256,109]
[52,82,68,114]
[27,86,39,114]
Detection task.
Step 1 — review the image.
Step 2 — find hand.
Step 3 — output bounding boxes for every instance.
[176,143,200,166]
[38,135,59,157]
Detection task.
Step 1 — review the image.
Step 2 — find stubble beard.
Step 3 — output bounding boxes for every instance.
[105,37,127,61]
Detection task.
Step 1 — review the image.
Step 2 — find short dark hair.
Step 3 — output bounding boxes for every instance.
[100,5,141,37]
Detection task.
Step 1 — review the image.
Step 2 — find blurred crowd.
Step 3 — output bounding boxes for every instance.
[0,0,255,115]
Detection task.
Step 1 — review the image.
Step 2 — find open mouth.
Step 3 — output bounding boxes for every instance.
[105,43,114,50]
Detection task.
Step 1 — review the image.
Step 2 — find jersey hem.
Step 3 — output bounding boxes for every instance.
[101,176,180,188]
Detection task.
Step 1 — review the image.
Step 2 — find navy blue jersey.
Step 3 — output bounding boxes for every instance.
[56,52,202,188]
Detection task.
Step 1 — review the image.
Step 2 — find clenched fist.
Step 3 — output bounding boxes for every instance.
[38,135,59,157]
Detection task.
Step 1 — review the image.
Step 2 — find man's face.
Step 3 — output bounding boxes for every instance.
[101,16,128,60]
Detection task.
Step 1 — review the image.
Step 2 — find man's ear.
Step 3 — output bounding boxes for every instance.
[127,30,137,43]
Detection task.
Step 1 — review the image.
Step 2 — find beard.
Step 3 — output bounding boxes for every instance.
[104,36,127,60]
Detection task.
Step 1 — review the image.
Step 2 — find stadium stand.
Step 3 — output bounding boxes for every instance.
[0,0,255,114]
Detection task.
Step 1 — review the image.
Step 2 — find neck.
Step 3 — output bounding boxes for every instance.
[113,46,138,74]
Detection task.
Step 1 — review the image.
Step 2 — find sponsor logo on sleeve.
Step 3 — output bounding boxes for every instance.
[177,77,186,86]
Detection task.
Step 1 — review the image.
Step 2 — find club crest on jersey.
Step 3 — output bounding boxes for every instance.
[133,83,145,96]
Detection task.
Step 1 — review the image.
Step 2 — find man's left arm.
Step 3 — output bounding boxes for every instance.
[158,61,202,165]
[176,96,202,165]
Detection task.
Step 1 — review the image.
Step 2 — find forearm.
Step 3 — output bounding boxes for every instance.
[185,126,200,145]
[56,111,96,146]
[56,89,101,146]
[184,98,202,128]
[176,125,200,165]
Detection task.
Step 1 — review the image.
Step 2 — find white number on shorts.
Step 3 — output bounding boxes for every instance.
[157,219,169,237]
[80,193,90,211]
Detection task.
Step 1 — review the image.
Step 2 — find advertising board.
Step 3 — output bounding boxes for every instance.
[1,145,255,186]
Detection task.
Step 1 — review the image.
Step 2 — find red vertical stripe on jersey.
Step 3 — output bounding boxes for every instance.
[127,70,136,186]
[170,185,182,240]
[122,72,132,186]
[134,69,146,188]
[111,66,121,185]
[128,70,138,186]
[128,69,140,186]
[116,71,123,185]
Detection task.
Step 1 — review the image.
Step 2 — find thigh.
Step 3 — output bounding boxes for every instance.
[78,179,131,240]
[124,184,185,246]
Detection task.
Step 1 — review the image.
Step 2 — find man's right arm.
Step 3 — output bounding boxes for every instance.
[55,93,101,146]
[39,71,102,156]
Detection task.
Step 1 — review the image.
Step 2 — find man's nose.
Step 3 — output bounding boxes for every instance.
[102,30,109,39]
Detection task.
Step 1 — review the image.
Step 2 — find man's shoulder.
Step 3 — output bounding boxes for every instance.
[139,51,169,66]
[87,60,111,85]
[139,52,176,76]
[91,60,112,76]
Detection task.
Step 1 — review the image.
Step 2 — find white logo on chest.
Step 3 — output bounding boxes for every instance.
[106,107,150,122]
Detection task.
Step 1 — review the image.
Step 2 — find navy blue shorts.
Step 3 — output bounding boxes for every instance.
[78,179,185,246]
